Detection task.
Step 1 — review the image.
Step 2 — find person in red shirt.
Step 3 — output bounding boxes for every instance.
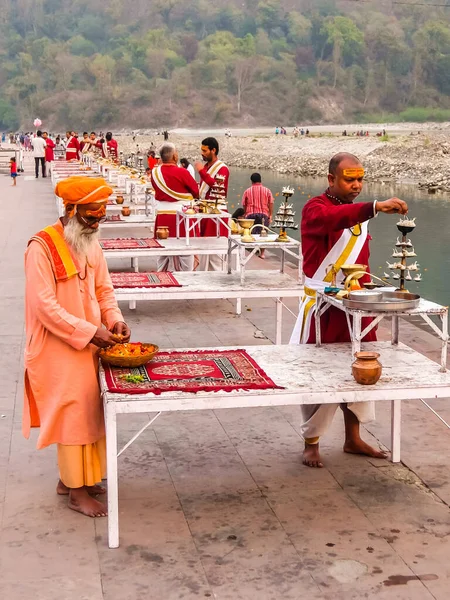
[290,152,408,468]
[242,172,274,258]
[65,131,80,161]
[79,132,90,153]
[147,150,158,170]
[151,142,199,271]
[96,132,118,159]
[195,137,230,270]
[10,156,17,186]
[42,132,55,175]
[105,132,118,159]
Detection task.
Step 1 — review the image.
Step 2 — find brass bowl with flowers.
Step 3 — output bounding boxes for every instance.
[100,343,159,367]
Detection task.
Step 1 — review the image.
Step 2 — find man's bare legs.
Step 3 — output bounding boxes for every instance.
[56,479,106,496]
[302,443,323,468]
[342,404,387,459]
[302,404,387,468]
[67,487,107,517]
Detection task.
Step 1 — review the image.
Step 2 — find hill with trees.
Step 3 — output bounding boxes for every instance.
[1,0,450,129]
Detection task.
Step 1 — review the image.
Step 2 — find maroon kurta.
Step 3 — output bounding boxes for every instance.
[302,192,377,344]
[151,164,199,237]
[199,162,230,237]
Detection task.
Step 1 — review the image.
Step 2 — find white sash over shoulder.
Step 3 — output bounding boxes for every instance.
[199,160,226,199]
[290,221,369,345]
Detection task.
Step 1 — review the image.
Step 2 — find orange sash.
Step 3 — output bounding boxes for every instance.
[29,226,79,282]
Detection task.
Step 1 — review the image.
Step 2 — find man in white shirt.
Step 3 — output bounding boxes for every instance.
[31,130,47,178]
[180,158,196,180]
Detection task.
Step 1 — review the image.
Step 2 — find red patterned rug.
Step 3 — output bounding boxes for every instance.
[103,349,282,395]
[100,238,162,250]
[105,214,123,222]
[110,271,181,288]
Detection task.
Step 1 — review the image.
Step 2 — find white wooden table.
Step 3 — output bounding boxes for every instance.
[315,291,449,371]
[175,210,231,245]
[103,237,236,272]
[100,340,450,548]
[227,234,302,284]
[101,215,155,231]
[114,270,303,342]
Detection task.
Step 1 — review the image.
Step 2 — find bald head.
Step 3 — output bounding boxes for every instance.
[159,143,177,163]
[329,153,361,175]
[327,153,364,204]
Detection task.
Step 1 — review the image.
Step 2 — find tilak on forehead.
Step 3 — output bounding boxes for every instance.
[85,205,107,218]
[342,167,365,178]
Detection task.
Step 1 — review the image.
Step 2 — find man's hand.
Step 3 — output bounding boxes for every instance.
[194,161,204,173]
[375,198,408,215]
[110,321,131,342]
[90,328,120,348]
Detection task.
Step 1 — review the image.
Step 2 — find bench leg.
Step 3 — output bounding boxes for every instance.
[236,298,242,315]
[106,403,119,548]
[391,399,401,463]
[129,300,136,310]
[276,298,282,344]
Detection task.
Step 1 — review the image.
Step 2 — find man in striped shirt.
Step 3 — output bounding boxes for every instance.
[242,173,274,258]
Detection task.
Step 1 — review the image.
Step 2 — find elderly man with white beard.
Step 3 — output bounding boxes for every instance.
[24,177,131,518]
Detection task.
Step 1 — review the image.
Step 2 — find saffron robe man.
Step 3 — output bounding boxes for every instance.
[195,137,230,271]
[24,176,131,517]
[65,131,80,161]
[151,142,199,271]
[290,153,408,468]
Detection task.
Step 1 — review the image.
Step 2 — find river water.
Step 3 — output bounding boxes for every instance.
[228,169,449,308]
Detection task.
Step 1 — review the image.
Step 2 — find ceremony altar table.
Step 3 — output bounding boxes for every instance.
[314,291,449,372]
[102,237,237,272]
[100,340,450,548]
[100,215,155,232]
[176,209,231,245]
[227,234,303,284]
[113,270,303,342]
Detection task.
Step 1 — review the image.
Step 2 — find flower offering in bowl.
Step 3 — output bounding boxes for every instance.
[100,343,159,367]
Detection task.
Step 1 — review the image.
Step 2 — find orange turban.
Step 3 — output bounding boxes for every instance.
[55,177,112,212]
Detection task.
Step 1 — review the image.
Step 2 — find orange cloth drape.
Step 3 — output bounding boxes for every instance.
[57,436,106,488]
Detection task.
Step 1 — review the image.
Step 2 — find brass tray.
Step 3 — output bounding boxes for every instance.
[342,291,420,312]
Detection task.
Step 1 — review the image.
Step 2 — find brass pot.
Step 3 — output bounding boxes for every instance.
[156,226,169,240]
[121,206,131,217]
[352,352,382,385]
[116,195,124,204]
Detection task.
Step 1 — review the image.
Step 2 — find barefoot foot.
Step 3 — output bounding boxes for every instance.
[57,480,106,496]
[68,488,107,517]
[343,438,387,459]
[302,443,323,468]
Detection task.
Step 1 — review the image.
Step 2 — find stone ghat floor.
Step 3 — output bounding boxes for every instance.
[0,154,449,600]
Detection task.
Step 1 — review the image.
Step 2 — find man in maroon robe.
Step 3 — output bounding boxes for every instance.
[65,131,80,161]
[195,137,230,270]
[291,153,408,468]
[151,143,199,271]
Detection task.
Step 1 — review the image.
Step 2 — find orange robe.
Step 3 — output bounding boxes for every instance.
[23,220,123,450]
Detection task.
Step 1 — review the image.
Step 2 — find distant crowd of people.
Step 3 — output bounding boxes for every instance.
[276,126,310,136]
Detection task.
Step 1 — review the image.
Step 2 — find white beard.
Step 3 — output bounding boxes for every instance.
[64,217,99,258]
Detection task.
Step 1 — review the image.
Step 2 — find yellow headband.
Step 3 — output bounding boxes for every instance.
[342,168,365,178]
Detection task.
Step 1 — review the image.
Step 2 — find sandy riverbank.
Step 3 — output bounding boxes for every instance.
[118,126,450,191]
